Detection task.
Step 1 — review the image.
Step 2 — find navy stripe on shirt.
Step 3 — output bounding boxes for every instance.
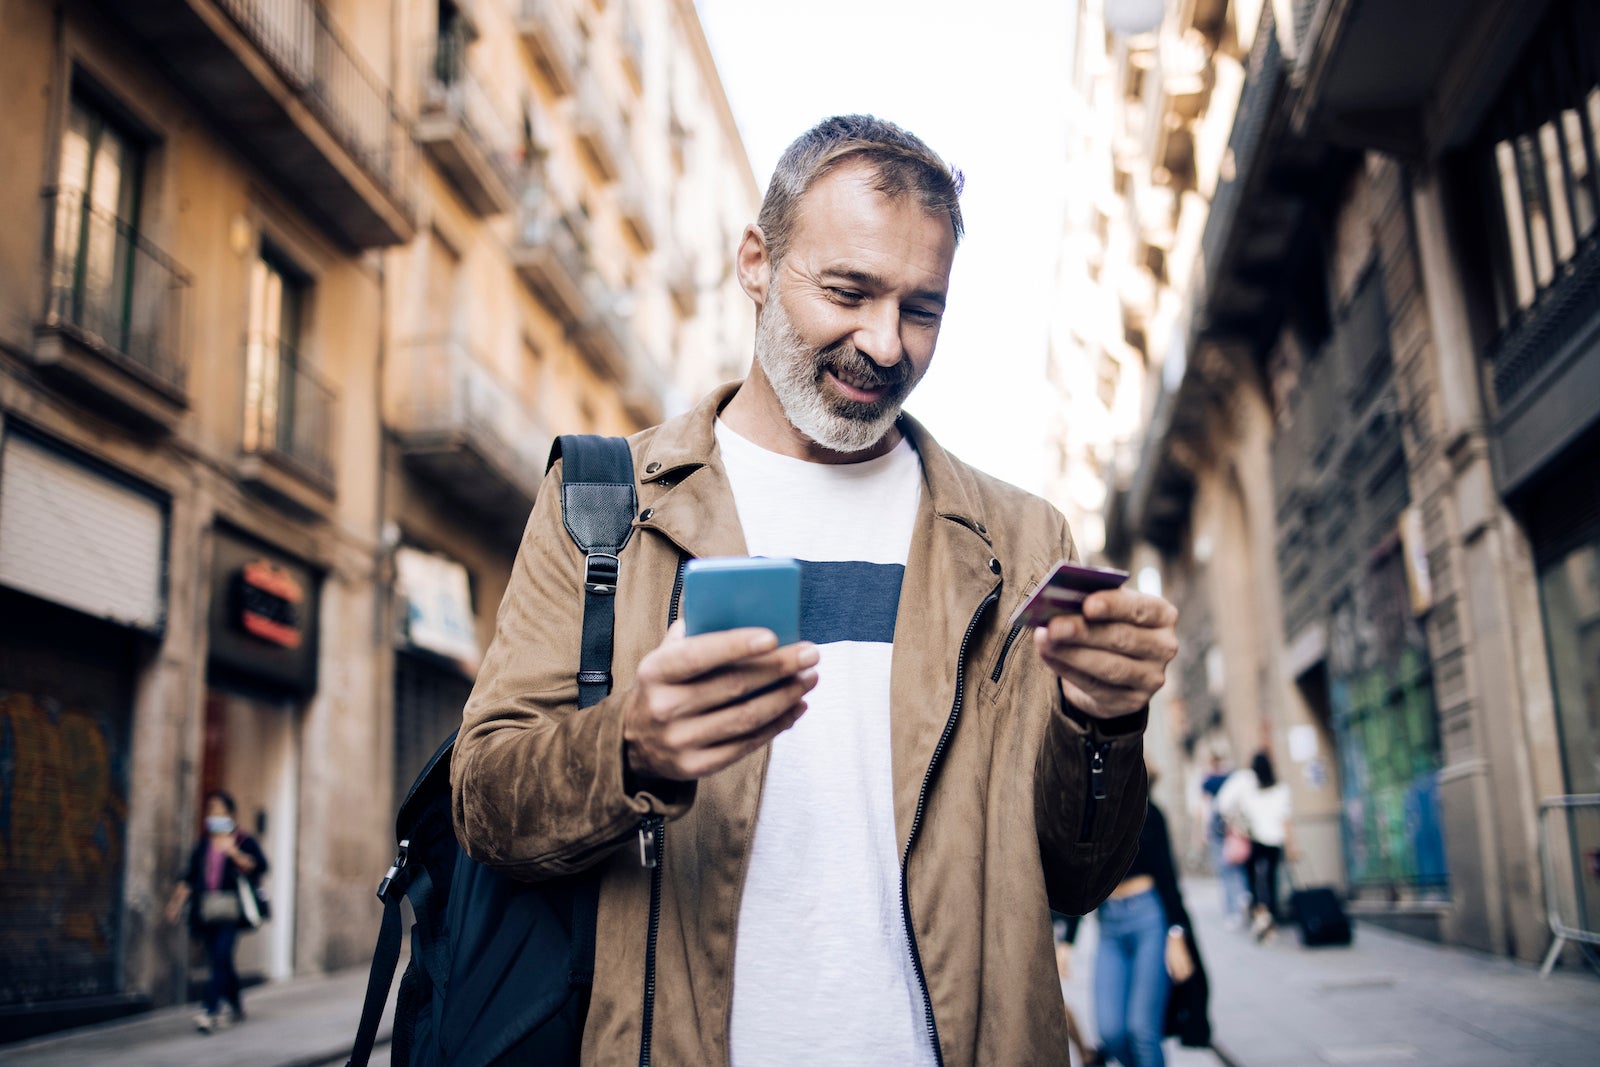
[798,560,903,645]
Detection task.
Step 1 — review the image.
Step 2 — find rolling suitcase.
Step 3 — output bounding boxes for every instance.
[1288,869,1352,947]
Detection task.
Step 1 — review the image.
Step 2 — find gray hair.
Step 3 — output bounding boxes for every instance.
[756,115,965,266]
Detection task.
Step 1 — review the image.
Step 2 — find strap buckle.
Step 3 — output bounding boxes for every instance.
[376,840,409,901]
[584,553,621,596]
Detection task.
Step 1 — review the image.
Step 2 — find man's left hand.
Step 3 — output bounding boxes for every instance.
[1034,588,1178,719]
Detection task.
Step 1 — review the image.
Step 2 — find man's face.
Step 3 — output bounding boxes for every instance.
[750,163,957,456]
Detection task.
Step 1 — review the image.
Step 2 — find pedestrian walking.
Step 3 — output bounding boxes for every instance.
[164,790,268,1034]
[1197,750,1248,926]
[1217,750,1294,941]
[1058,764,1210,1067]
[451,114,1181,1063]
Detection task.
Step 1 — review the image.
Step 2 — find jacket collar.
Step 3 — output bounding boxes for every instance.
[637,379,997,554]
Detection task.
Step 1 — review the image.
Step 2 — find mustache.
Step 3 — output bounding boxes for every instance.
[817,343,912,390]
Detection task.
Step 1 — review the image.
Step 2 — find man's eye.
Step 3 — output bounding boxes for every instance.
[904,307,941,323]
[828,288,864,303]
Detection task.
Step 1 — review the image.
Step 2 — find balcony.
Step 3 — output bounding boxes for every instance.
[100,0,414,249]
[620,12,645,93]
[620,341,667,426]
[416,47,521,217]
[517,2,581,97]
[239,334,337,516]
[1291,0,1529,154]
[32,189,190,433]
[512,203,592,322]
[573,79,624,182]
[666,248,699,317]
[616,156,657,251]
[387,337,546,538]
[569,279,633,381]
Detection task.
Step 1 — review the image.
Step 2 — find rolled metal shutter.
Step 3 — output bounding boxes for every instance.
[0,432,166,632]
[392,651,474,809]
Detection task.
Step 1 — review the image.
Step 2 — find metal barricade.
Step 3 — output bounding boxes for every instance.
[1537,794,1600,978]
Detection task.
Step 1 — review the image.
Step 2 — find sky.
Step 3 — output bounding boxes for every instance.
[693,0,1077,493]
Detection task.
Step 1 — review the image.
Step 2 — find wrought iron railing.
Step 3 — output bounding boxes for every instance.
[242,333,337,484]
[212,0,412,205]
[391,336,547,479]
[42,187,190,392]
[517,0,582,96]
[515,200,592,283]
[418,43,523,192]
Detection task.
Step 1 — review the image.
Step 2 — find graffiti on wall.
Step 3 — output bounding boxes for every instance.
[1329,547,1449,896]
[0,690,129,1004]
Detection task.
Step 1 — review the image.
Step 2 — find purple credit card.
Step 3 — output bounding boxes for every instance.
[1008,561,1129,630]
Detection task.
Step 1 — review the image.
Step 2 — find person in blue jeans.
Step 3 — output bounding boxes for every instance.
[1059,783,1207,1066]
[1199,751,1248,924]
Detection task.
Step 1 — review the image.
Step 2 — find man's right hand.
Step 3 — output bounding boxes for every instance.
[621,620,819,781]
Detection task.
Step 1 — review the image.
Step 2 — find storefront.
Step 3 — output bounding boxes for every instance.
[203,527,322,984]
[0,428,166,1039]
[391,546,479,806]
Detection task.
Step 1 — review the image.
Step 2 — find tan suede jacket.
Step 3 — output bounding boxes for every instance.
[453,383,1148,1066]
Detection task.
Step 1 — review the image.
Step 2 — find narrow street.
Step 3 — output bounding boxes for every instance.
[5,876,1596,1066]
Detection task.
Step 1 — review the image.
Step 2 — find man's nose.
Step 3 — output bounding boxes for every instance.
[852,302,905,368]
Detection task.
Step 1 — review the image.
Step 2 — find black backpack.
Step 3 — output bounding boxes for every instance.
[347,434,636,1067]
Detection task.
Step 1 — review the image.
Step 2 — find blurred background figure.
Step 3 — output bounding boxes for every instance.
[1052,928,1101,1067]
[1218,752,1294,942]
[164,790,269,1035]
[1058,761,1210,1066]
[1196,750,1248,928]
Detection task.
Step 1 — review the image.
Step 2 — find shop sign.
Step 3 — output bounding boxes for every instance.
[395,547,480,671]
[236,560,304,649]
[208,528,320,694]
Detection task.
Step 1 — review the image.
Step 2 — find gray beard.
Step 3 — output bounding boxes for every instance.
[752,286,915,454]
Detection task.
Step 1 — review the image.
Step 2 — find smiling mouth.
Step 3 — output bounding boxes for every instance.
[826,367,889,401]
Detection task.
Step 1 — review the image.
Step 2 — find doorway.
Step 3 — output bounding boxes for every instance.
[199,688,299,982]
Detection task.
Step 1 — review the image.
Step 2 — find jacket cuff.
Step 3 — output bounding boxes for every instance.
[1056,683,1149,737]
[622,741,696,811]
[597,700,696,817]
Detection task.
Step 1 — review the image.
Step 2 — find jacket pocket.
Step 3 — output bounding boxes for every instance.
[988,617,1028,688]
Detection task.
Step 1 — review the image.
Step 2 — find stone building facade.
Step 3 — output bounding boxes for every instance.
[0,0,756,1039]
[1098,0,1597,963]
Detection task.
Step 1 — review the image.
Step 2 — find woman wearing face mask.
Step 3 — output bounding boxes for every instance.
[164,790,269,1033]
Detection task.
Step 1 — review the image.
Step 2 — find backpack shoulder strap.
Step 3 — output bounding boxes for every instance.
[548,435,636,710]
[347,436,635,1067]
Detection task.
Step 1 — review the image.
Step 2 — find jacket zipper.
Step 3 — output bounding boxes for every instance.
[1078,739,1111,843]
[901,586,999,1067]
[990,619,1026,683]
[638,558,688,1067]
[637,813,665,1067]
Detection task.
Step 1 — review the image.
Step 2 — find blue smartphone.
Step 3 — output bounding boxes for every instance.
[681,557,802,646]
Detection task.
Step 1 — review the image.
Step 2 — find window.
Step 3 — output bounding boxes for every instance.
[244,245,332,481]
[51,92,144,355]
[1473,1,1600,332]
[433,0,473,85]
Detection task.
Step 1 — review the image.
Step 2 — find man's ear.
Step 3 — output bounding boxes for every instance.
[735,224,772,310]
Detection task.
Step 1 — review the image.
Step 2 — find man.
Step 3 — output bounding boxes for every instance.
[454,115,1178,1065]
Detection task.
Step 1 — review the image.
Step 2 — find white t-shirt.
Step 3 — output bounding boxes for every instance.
[715,419,936,1067]
[1217,770,1293,847]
